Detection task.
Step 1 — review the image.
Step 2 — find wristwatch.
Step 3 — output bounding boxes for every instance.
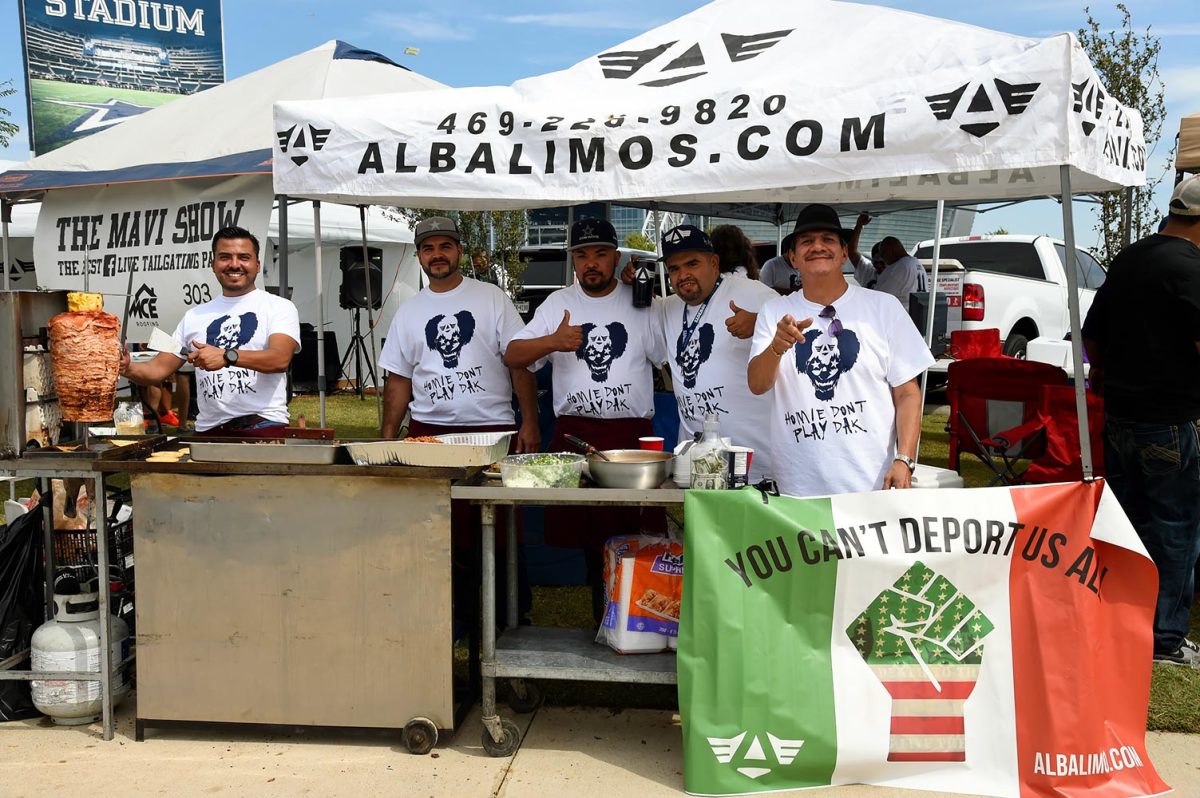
[223,348,239,367]
[894,453,916,472]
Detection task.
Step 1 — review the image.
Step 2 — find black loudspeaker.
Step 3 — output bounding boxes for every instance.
[292,327,342,391]
[339,246,383,310]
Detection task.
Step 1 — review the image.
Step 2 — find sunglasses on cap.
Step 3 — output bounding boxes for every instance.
[819,305,843,336]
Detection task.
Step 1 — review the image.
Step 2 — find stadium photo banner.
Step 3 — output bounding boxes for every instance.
[679,482,1169,798]
[33,176,273,343]
[19,0,225,155]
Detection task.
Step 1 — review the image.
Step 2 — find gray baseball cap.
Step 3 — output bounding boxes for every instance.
[1168,175,1200,217]
[414,216,462,246]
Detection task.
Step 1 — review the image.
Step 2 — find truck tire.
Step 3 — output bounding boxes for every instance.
[1003,332,1029,359]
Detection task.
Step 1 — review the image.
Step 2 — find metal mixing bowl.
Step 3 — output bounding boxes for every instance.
[587,449,674,489]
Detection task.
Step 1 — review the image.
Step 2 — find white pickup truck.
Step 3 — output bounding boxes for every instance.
[911,234,1107,358]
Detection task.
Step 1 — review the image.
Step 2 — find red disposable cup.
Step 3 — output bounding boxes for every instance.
[639,436,665,451]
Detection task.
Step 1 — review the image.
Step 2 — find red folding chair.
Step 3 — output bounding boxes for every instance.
[949,328,1004,360]
[988,385,1105,483]
[945,358,1070,484]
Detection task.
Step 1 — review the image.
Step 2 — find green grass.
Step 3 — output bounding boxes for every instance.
[30,78,180,152]
[288,393,383,439]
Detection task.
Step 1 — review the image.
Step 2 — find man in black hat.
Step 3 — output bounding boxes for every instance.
[748,204,934,498]
[658,224,778,482]
[505,217,668,622]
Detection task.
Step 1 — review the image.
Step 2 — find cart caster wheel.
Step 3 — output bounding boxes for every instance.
[506,679,543,714]
[404,717,438,755]
[481,718,521,757]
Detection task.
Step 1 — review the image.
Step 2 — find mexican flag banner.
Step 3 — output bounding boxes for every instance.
[679,481,1169,798]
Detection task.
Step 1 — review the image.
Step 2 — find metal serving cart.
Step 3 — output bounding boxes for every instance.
[99,447,473,754]
[450,477,685,756]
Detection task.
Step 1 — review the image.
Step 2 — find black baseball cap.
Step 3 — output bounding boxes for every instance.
[659,224,714,260]
[568,217,618,251]
[790,204,851,242]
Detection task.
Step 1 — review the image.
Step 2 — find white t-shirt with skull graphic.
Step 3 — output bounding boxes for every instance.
[379,277,525,425]
[171,288,301,432]
[511,281,667,419]
[751,284,934,497]
[662,275,778,481]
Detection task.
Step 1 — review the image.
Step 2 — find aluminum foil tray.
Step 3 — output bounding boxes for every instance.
[189,439,340,465]
[344,432,513,468]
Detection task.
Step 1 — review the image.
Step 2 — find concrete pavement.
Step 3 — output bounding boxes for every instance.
[2,695,1196,797]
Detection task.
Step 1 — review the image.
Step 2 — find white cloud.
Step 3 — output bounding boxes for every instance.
[1162,66,1200,105]
[366,12,473,42]
[489,12,657,31]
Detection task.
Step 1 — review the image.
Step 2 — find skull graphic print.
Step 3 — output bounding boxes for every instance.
[424,311,477,369]
[205,313,260,350]
[794,324,860,401]
[675,323,715,389]
[577,322,628,383]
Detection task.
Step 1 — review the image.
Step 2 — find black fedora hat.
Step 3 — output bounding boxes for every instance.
[790,204,850,242]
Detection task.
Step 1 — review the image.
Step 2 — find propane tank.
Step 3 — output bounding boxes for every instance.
[31,592,131,725]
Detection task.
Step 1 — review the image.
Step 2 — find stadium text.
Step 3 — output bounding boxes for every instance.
[44,1,208,36]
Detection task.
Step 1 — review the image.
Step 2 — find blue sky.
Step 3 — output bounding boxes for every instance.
[2,0,1198,247]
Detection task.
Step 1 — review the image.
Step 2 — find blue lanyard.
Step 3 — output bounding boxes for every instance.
[678,277,723,362]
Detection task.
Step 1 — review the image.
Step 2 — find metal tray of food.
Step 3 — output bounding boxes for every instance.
[344,432,513,468]
[188,439,341,465]
[23,435,167,460]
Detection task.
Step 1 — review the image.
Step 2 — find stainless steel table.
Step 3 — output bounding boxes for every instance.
[450,479,685,756]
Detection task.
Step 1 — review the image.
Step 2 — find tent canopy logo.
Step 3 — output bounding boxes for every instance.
[598,29,794,88]
[277,124,331,166]
[1072,77,1107,137]
[707,730,805,780]
[925,78,1040,138]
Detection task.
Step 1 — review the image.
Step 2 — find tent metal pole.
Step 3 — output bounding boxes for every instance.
[651,202,667,297]
[1,200,10,291]
[277,195,289,298]
[565,206,575,286]
[1060,166,1094,480]
[313,201,327,428]
[1121,186,1133,247]
[915,199,946,461]
[360,206,383,429]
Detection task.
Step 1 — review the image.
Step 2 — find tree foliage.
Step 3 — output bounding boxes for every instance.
[0,81,19,149]
[1078,4,1168,265]
[622,231,656,252]
[394,208,529,298]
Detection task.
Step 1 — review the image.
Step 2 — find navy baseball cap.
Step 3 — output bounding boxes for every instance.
[568,218,618,250]
[659,224,714,260]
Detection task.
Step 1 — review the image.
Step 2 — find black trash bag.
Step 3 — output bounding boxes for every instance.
[0,497,47,721]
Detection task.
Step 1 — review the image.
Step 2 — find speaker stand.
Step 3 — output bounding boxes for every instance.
[338,307,378,400]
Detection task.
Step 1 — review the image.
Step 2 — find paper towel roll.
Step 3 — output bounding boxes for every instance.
[596,555,668,654]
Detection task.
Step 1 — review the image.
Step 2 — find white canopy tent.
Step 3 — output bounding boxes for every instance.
[1,201,419,379]
[273,0,1145,475]
[0,39,445,424]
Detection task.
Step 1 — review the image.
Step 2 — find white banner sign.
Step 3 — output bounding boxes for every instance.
[35,176,273,343]
[272,0,1145,209]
